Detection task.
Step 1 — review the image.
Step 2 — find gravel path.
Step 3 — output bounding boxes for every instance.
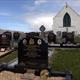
[0,71,65,80]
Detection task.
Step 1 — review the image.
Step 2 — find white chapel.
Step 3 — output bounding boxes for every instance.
[53,4,80,35]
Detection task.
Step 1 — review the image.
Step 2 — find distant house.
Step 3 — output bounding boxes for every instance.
[53,4,80,35]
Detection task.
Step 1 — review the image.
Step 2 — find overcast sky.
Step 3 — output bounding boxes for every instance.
[0,0,80,32]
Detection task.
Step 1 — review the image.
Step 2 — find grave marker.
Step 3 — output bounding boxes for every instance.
[18,36,48,70]
[56,31,62,43]
[39,25,46,40]
[0,34,10,49]
[62,32,74,44]
[13,32,20,40]
[48,32,56,43]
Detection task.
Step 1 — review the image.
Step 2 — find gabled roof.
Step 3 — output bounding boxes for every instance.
[54,3,80,19]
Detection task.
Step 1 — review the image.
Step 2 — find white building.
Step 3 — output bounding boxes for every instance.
[53,4,80,35]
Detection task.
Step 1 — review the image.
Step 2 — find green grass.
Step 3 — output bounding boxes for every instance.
[51,48,80,80]
[75,36,80,43]
[0,51,18,64]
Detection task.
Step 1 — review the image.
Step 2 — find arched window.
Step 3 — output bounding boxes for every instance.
[63,13,71,27]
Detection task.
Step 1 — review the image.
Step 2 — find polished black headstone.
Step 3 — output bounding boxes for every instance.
[48,32,56,43]
[13,32,20,40]
[18,36,48,70]
[0,34,10,48]
[25,32,39,37]
[3,31,12,41]
[62,32,74,44]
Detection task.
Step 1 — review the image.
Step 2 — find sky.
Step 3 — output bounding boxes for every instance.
[0,0,80,32]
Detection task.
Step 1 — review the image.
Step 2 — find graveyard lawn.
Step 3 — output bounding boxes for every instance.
[51,48,80,80]
[0,51,17,64]
[75,36,80,43]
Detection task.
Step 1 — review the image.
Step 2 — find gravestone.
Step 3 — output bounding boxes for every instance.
[39,25,46,40]
[62,32,74,44]
[62,32,67,43]
[48,32,56,43]
[18,36,48,70]
[66,32,74,43]
[13,32,20,40]
[0,34,10,48]
[13,32,20,48]
[56,31,62,44]
[40,25,45,32]
[26,32,39,38]
[3,31,12,41]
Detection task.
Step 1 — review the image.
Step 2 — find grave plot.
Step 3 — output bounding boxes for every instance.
[47,31,80,48]
[0,36,72,80]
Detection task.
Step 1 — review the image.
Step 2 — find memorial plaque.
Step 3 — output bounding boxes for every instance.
[18,36,48,69]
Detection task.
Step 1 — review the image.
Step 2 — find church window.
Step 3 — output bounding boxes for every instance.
[63,13,71,27]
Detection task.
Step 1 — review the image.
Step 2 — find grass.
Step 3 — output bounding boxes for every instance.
[51,48,80,80]
[0,50,18,64]
[75,36,80,43]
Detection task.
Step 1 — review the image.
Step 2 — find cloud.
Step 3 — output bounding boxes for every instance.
[34,0,48,5]
[21,0,80,32]
[22,0,48,12]
[24,13,56,31]
[0,12,10,16]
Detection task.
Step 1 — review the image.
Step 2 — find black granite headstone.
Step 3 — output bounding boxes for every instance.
[13,32,20,40]
[25,32,39,38]
[66,32,74,43]
[18,36,48,70]
[48,32,56,43]
[3,31,12,41]
[62,32,74,44]
[0,34,10,48]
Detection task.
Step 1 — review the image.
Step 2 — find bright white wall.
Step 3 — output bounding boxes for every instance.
[53,5,80,35]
